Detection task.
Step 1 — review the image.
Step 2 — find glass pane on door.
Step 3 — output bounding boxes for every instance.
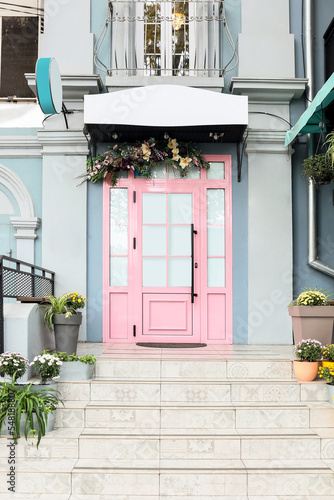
[207,188,225,287]
[110,188,128,286]
[142,192,192,287]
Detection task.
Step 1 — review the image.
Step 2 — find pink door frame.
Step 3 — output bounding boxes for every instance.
[103,155,233,344]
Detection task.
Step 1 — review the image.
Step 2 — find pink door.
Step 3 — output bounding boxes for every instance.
[103,157,232,343]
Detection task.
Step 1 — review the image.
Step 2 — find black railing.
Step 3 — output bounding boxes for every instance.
[0,256,55,353]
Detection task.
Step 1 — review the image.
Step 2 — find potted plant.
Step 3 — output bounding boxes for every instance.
[302,152,334,184]
[325,131,334,166]
[293,339,323,381]
[318,365,334,404]
[0,352,29,383]
[29,352,63,389]
[54,352,96,381]
[41,292,87,355]
[322,344,334,371]
[288,288,334,345]
[0,377,64,447]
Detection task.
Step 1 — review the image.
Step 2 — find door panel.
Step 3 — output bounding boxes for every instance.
[143,294,192,336]
[103,157,232,344]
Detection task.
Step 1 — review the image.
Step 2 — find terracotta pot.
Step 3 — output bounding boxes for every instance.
[288,306,334,345]
[293,360,319,381]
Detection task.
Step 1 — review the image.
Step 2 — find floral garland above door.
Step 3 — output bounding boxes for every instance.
[80,137,210,186]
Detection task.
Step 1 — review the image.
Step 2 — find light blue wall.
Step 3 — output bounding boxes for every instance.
[0,155,43,266]
[86,142,248,343]
[289,0,334,297]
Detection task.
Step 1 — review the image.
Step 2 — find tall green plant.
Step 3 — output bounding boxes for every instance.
[41,293,86,332]
[0,377,63,446]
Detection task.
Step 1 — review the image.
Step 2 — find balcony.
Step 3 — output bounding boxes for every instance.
[101,0,226,92]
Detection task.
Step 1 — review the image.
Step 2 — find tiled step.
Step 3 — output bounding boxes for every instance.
[54,400,334,430]
[95,358,295,380]
[57,379,329,405]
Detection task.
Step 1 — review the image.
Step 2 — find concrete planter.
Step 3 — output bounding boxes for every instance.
[53,313,82,355]
[3,411,55,436]
[288,306,334,345]
[58,361,95,381]
[327,384,334,405]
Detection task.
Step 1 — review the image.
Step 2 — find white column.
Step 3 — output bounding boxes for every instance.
[38,130,88,340]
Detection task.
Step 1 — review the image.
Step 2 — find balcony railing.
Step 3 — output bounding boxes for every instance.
[0,256,55,353]
[98,0,226,77]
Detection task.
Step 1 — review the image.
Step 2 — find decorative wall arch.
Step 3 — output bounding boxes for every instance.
[0,164,40,263]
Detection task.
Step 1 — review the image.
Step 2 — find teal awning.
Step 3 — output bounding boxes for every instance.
[285,72,334,146]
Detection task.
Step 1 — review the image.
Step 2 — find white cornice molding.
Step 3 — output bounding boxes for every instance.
[11,217,41,239]
[37,130,89,155]
[230,78,308,103]
[25,74,103,101]
[106,75,224,93]
[245,130,290,154]
[0,136,41,157]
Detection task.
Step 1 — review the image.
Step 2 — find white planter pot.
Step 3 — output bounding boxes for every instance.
[58,361,95,381]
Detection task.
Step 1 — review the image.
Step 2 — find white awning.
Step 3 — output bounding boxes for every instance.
[84,85,248,142]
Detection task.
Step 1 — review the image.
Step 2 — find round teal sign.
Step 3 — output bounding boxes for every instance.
[36,58,62,114]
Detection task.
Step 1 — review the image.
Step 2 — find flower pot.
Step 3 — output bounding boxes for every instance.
[293,360,319,381]
[29,382,58,396]
[322,361,334,371]
[53,313,82,355]
[58,361,95,381]
[327,384,334,405]
[2,411,55,436]
[288,306,334,345]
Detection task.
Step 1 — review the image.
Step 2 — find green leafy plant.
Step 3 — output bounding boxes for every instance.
[0,352,29,382]
[322,344,334,361]
[54,352,96,365]
[81,136,210,186]
[290,287,332,306]
[0,378,64,446]
[302,152,334,184]
[318,366,334,385]
[41,292,87,332]
[294,339,323,362]
[30,353,63,384]
[325,131,334,166]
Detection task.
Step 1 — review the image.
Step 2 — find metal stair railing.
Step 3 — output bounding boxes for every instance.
[0,256,55,353]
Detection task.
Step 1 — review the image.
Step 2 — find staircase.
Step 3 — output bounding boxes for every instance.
[1,344,334,498]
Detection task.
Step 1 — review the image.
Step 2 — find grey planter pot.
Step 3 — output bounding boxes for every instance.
[58,361,95,381]
[327,384,334,405]
[53,313,82,355]
[3,411,55,436]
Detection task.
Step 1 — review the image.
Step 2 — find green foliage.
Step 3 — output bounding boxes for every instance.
[81,136,210,186]
[318,366,334,385]
[325,131,334,166]
[294,339,323,362]
[322,344,334,361]
[53,352,96,365]
[302,152,334,184]
[0,378,64,447]
[41,292,86,332]
[290,287,332,306]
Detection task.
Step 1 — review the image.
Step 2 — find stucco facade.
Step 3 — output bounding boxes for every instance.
[0,0,333,344]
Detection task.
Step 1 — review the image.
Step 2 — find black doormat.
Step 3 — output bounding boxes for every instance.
[136,343,207,348]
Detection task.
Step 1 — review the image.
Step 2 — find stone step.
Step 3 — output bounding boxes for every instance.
[53,400,334,430]
[1,457,333,497]
[57,378,329,404]
[95,358,295,381]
